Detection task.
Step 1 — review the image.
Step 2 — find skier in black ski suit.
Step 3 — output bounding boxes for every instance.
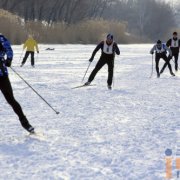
[150,40,175,78]
[160,32,180,72]
[85,34,120,89]
[0,34,34,133]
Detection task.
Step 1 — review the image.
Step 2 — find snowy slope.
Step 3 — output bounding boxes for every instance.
[0,44,179,180]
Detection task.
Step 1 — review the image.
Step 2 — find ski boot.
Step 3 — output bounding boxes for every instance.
[84,81,91,86]
[20,63,24,67]
[170,72,175,76]
[157,73,160,78]
[108,85,112,90]
[20,116,35,133]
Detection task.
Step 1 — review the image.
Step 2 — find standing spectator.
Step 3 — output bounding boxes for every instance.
[21,35,39,67]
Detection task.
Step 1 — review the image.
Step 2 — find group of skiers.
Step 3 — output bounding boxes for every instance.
[0,31,179,133]
[150,32,180,78]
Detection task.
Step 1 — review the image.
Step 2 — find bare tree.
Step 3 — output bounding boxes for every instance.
[0,0,176,41]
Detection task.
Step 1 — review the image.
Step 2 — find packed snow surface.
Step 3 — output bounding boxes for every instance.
[0,44,179,180]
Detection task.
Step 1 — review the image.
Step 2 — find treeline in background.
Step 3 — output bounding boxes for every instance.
[0,0,180,44]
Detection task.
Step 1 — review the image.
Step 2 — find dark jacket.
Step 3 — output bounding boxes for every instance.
[90,41,120,61]
[166,38,180,54]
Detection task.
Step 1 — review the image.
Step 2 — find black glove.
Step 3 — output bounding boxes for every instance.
[37,51,39,53]
[89,57,93,62]
[5,58,12,67]
[150,52,154,55]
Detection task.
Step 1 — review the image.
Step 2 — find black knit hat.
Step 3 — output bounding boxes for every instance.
[157,40,161,44]
[173,32,177,35]
[107,33,113,40]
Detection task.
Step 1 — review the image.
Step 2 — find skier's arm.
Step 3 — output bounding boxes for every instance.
[89,41,103,62]
[166,39,171,47]
[165,46,172,57]
[1,36,13,67]
[113,42,120,55]
[150,45,156,54]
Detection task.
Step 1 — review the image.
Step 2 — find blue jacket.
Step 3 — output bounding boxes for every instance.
[0,34,13,76]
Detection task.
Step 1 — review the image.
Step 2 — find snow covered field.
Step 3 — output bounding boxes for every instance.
[0,44,179,180]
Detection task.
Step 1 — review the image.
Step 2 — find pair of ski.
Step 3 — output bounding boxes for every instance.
[72,84,95,89]
[72,84,112,90]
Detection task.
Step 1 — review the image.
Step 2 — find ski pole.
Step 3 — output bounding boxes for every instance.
[149,54,154,78]
[10,67,59,115]
[19,50,24,64]
[82,62,91,82]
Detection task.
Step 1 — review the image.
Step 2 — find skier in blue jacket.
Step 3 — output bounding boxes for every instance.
[0,34,34,133]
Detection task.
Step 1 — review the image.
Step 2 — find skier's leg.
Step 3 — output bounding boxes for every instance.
[0,76,34,132]
[107,60,114,87]
[88,59,106,83]
[155,56,160,77]
[21,51,30,66]
[162,55,175,76]
[174,54,179,71]
[160,55,171,74]
[31,52,35,66]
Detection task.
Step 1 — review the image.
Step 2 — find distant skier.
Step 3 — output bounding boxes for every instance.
[0,34,34,133]
[150,40,175,78]
[160,32,180,72]
[84,34,120,89]
[21,35,39,67]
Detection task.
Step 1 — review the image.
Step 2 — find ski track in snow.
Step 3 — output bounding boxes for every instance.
[0,44,179,180]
